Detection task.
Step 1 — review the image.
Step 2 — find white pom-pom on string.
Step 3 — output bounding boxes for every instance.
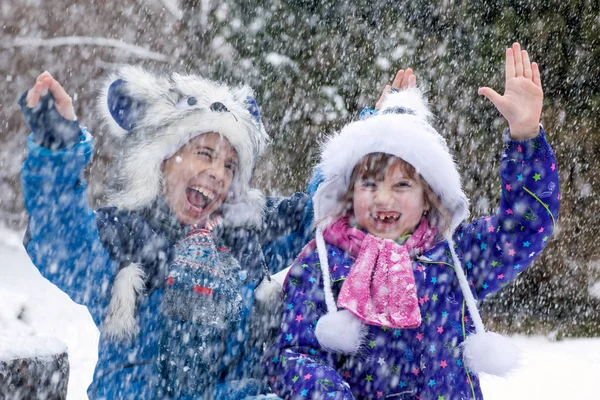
[462,331,520,376]
[254,277,283,307]
[445,233,521,377]
[254,276,284,333]
[315,309,368,354]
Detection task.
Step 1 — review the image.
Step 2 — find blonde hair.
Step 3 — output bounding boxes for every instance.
[332,152,451,234]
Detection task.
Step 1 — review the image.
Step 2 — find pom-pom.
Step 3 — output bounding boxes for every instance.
[103,263,146,340]
[462,331,520,376]
[379,86,432,122]
[254,277,282,306]
[254,277,284,333]
[315,310,368,354]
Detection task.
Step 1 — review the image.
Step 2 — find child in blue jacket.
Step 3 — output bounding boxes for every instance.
[265,43,559,399]
[19,67,317,399]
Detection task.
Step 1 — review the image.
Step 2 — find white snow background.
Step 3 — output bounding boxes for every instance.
[1,228,599,399]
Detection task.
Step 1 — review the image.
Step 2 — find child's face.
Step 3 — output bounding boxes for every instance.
[353,162,430,240]
[161,132,238,225]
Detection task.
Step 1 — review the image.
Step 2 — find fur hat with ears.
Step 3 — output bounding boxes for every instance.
[312,87,519,377]
[97,65,270,228]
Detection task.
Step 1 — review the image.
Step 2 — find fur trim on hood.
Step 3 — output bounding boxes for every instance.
[97,66,269,228]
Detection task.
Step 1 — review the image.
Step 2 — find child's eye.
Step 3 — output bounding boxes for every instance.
[225,163,237,174]
[395,181,411,188]
[198,150,213,159]
[360,181,377,188]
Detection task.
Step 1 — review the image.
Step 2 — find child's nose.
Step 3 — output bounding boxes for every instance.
[207,160,228,183]
[374,188,393,204]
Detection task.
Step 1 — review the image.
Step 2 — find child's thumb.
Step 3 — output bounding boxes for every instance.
[478,87,502,107]
[375,85,391,110]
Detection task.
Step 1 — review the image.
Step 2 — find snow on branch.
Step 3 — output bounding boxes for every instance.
[2,36,169,62]
[161,0,183,20]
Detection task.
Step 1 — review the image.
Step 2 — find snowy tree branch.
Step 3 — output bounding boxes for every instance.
[2,36,169,62]
[161,0,183,20]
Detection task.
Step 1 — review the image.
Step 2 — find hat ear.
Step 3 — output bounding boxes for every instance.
[107,79,146,132]
[244,95,262,125]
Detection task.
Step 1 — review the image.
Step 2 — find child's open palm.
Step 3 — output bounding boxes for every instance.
[479,42,543,140]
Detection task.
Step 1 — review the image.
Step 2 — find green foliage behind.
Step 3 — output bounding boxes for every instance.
[178,0,600,336]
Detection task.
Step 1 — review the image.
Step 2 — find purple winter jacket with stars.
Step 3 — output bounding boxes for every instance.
[264,129,560,400]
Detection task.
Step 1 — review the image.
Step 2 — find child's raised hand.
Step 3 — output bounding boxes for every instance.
[478,43,543,140]
[375,68,417,109]
[19,72,80,149]
[25,72,76,121]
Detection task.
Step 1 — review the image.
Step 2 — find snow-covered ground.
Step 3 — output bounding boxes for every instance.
[0,228,98,399]
[1,227,598,399]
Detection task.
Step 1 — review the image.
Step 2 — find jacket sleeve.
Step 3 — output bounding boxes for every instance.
[21,132,117,325]
[454,127,560,300]
[261,170,322,275]
[264,252,354,400]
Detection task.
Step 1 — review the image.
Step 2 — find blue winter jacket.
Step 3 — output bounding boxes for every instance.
[21,127,317,399]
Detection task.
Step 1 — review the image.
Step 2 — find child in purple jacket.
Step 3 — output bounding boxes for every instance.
[265,43,560,399]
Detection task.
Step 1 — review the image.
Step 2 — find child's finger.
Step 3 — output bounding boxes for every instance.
[505,48,515,82]
[522,50,532,80]
[381,84,391,97]
[478,87,503,108]
[38,79,51,99]
[26,81,50,107]
[35,71,52,84]
[375,85,391,109]
[391,70,404,89]
[513,42,523,77]
[49,79,76,120]
[401,68,413,88]
[408,74,416,87]
[48,78,72,105]
[532,62,542,88]
[26,88,40,108]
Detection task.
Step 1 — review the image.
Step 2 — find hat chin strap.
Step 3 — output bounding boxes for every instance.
[444,233,486,334]
[444,233,520,377]
[315,225,338,314]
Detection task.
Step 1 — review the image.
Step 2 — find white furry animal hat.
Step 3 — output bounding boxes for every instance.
[312,87,519,377]
[97,66,270,227]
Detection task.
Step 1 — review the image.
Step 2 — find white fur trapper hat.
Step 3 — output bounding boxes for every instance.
[97,66,270,228]
[312,87,519,377]
[315,87,469,234]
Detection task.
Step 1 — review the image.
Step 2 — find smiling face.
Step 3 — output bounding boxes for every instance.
[351,154,431,240]
[161,132,238,226]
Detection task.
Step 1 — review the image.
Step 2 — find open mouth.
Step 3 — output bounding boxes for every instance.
[185,186,215,211]
[371,211,400,224]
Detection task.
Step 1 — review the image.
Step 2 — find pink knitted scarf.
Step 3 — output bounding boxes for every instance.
[322,216,437,329]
